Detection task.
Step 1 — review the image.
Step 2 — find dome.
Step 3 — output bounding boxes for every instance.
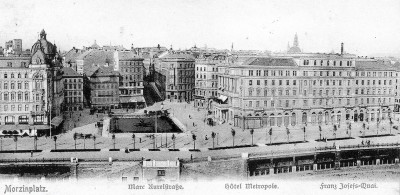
[31,29,57,56]
[288,46,301,54]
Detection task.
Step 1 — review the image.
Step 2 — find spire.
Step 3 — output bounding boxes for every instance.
[40,29,47,40]
[293,33,299,47]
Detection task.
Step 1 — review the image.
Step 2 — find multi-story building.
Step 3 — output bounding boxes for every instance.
[194,54,226,109]
[153,53,195,102]
[4,39,23,56]
[63,67,84,111]
[89,66,120,110]
[0,30,64,136]
[76,49,115,75]
[214,53,396,129]
[114,51,145,108]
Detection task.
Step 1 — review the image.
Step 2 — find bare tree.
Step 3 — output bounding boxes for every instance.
[132,133,136,150]
[250,129,254,146]
[112,134,116,149]
[53,136,57,150]
[192,134,197,150]
[13,135,18,151]
[211,132,216,148]
[231,129,236,146]
[172,134,176,149]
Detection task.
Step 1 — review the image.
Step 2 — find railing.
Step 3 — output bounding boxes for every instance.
[0,158,70,163]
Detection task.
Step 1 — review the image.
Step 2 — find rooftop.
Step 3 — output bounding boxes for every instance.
[241,57,297,67]
[62,67,81,77]
[355,60,395,71]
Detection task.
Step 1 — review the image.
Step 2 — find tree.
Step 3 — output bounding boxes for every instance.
[231,129,236,146]
[171,134,176,149]
[112,134,116,149]
[348,123,352,137]
[250,129,254,146]
[389,118,394,134]
[269,128,273,144]
[211,132,216,148]
[286,127,290,143]
[319,125,322,140]
[83,135,86,149]
[152,134,156,149]
[333,125,337,139]
[132,133,136,150]
[53,136,57,150]
[33,135,38,150]
[192,134,197,150]
[93,135,96,149]
[13,135,18,151]
[303,126,306,141]
[73,133,77,150]
[362,123,366,136]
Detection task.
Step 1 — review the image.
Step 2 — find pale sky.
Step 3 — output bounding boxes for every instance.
[0,0,399,56]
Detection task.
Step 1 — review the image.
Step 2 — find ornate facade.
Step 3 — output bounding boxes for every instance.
[0,29,64,136]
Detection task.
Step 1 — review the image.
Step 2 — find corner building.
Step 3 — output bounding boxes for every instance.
[214,54,395,129]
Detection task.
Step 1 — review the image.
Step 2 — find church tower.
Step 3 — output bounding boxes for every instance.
[293,33,299,47]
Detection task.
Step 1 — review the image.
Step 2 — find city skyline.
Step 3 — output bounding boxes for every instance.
[1,0,400,56]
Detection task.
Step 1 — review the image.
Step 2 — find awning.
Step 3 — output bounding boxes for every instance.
[218,95,228,102]
[51,116,64,127]
[120,96,146,103]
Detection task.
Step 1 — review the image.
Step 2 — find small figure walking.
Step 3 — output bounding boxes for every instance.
[190,154,193,160]
[31,151,33,157]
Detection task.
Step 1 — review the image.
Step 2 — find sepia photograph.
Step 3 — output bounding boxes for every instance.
[0,0,400,194]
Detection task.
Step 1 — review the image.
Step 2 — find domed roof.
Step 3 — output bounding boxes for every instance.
[288,46,301,53]
[31,29,57,56]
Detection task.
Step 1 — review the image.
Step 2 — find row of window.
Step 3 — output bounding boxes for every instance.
[303,60,353,66]
[355,79,393,86]
[169,63,195,69]
[1,104,33,112]
[122,67,142,73]
[1,72,29,79]
[119,61,142,66]
[1,82,30,90]
[167,84,195,90]
[245,97,391,108]
[65,91,82,96]
[122,75,142,81]
[92,83,119,89]
[196,66,217,72]
[357,71,393,77]
[196,74,218,80]
[64,97,82,103]
[0,92,43,102]
[64,78,82,83]
[302,71,351,77]
[65,84,82,90]
[249,70,298,77]
[246,88,352,97]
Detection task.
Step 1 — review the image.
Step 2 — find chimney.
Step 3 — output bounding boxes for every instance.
[341,42,344,55]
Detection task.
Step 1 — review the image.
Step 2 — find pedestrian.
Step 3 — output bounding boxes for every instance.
[140,138,142,143]
[193,122,195,127]
[190,154,193,160]
[361,140,364,145]
[205,135,208,140]
[31,151,33,157]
